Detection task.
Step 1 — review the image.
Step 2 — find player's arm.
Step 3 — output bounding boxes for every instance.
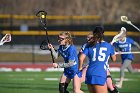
[133,41,140,50]
[110,45,116,62]
[110,54,116,62]
[57,60,76,68]
[79,53,86,71]
[51,48,59,59]
[53,47,77,68]
[53,59,77,68]
[48,43,59,59]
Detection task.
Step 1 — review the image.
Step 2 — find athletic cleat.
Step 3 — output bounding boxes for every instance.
[113,86,119,93]
[65,90,69,93]
[115,82,122,89]
[108,84,120,93]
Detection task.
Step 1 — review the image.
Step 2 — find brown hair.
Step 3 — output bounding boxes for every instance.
[88,26,104,47]
[59,31,73,45]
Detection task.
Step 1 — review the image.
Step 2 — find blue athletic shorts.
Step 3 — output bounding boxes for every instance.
[64,69,82,79]
[85,75,106,85]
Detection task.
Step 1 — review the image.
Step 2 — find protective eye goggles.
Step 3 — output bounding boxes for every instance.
[58,37,65,41]
[87,36,93,39]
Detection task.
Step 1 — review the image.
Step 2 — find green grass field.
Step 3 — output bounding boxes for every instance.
[0,71,140,93]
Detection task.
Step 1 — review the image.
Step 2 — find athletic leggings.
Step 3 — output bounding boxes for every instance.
[120,59,136,77]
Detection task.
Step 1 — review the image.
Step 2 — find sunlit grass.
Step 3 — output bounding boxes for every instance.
[0,71,140,93]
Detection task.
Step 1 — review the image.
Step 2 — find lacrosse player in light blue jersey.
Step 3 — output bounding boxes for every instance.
[113,27,140,88]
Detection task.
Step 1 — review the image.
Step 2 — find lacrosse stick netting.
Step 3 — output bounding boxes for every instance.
[0,34,11,46]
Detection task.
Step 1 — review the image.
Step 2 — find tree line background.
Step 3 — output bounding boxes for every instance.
[0,0,140,25]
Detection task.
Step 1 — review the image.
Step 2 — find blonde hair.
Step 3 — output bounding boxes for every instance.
[87,32,93,37]
[59,31,73,45]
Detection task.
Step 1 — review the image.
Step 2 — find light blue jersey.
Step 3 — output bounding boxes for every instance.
[83,41,115,85]
[58,45,79,78]
[114,37,134,62]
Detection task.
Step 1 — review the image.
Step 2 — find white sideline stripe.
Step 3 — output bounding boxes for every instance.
[44,78,59,81]
[25,68,42,72]
[0,67,13,72]
[114,78,139,81]
[109,67,120,72]
[0,48,50,55]
[45,67,64,72]
[0,67,140,72]
[15,68,23,72]
[12,78,34,81]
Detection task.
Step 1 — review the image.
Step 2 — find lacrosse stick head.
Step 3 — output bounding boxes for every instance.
[0,34,11,45]
[36,11,48,27]
[40,40,49,50]
[118,27,126,35]
[36,11,47,19]
[121,16,131,24]
[121,16,128,22]
[111,27,126,44]
[119,27,126,36]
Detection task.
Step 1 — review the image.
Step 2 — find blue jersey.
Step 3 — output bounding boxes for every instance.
[80,43,87,53]
[114,37,134,61]
[79,43,90,65]
[58,45,79,78]
[83,41,115,78]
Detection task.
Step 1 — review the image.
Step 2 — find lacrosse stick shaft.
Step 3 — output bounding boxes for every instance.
[115,51,140,55]
[79,62,89,72]
[44,19,55,63]
[43,23,50,43]
[43,22,55,63]
[129,23,140,32]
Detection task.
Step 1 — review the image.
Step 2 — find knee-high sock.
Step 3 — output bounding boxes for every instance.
[59,83,69,93]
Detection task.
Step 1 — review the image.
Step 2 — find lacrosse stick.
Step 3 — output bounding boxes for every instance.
[115,51,140,55]
[121,16,140,32]
[36,11,55,63]
[0,34,11,46]
[111,27,126,44]
[81,62,89,70]
[78,62,89,74]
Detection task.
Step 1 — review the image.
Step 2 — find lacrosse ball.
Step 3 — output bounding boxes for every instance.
[41,15,45,18]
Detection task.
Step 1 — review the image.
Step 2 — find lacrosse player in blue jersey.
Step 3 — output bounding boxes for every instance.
[113,27,140,88]
[79,26,116,93]
[48,32,84,93]
[79,32,119,93]
[78,32,93,83]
